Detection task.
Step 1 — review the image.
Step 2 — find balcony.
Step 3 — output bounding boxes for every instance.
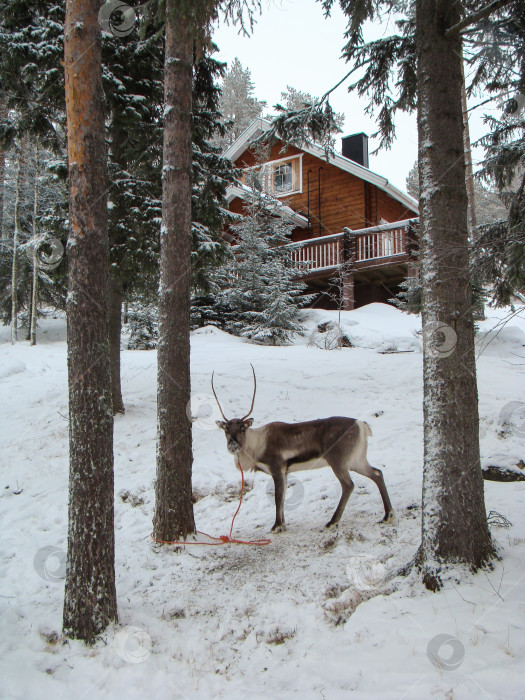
[287,218,418,279]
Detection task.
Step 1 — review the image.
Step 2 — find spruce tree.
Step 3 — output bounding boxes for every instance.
[473,91,525,304]
[191,50,239,294]
[219,197,310,345]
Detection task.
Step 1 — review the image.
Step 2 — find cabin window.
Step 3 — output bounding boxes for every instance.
[242,155,302,197]
[273,162,293,193]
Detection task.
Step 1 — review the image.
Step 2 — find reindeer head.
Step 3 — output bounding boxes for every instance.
[216,418,254,455]
[213,365,256,456]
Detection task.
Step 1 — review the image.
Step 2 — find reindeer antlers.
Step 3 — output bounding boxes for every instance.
[211,370,228,421]
[241,364,257,421]
[211,364,257,422]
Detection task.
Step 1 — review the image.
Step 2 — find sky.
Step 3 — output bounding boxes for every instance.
[212,0,493,194]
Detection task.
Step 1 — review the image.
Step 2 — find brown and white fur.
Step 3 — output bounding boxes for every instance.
[215,408,395,532]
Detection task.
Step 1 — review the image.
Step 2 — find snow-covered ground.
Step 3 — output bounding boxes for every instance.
[1,303,524,699]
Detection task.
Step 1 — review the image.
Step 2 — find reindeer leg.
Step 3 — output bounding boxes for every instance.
[270,468,287,533]
[326,467,354,528]
[356,464,395,524]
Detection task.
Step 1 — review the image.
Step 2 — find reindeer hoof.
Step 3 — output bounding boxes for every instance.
[271,524,287,533]
[325,521,339,529]
[381,511,397,525]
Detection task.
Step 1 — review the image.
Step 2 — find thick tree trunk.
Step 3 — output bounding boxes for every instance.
[62,0,117,641]
[153,0,196,542]
[109,277,125,414]
[415,0,495,588]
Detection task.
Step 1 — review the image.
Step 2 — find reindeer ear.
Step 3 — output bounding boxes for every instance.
[244,418,254,428]
[216,420,227,430]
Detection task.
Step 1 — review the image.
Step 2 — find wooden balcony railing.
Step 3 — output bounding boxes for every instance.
[287,219,417,275]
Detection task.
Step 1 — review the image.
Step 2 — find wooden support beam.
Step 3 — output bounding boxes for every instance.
[342,270,355,310]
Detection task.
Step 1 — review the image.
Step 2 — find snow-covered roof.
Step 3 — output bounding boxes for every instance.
[225,182,309,228]
[223,118,419,215]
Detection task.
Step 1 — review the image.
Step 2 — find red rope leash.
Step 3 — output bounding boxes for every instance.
[150,460,271,547]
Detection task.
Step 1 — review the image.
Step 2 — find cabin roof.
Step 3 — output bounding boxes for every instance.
[223,118,419,215]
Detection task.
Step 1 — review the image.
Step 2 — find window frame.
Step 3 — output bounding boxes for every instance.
[242,154,303,198]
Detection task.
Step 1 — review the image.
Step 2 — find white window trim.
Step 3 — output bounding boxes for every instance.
[242,154,303,198]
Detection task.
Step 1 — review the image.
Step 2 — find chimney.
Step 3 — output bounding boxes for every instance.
[341,133,369,168]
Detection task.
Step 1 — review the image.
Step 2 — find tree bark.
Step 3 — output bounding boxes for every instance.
[153,0,196,542]
[30,140,40,346]
[10,150,22,344]
[0,101,6,239]
[415,0,495,588]
[107,108,128,415]
[461,57,477,232]
[109,277,125,414]
[62,0,117,641]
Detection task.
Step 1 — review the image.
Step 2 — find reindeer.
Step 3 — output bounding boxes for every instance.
[213,366,395,532]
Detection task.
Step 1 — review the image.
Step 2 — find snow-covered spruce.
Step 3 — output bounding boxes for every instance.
[215,195,312,345]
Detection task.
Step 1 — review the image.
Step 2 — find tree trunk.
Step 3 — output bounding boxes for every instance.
[107,108,128,415]
[415,0,495,588]
[109,277,125,414]
[153,0,196,542]
[461,57,477,231]
[62,0,117,641]
[0,101,6,239]
[10,151,22,344]
[30,140,40,346]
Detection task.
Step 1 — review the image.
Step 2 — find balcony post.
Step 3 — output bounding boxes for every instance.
[341,229,357,310]
[342,270,355,310]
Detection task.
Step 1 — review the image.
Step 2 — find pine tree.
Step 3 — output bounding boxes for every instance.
[0,98,10,237]
[151,0,260,543]
[218,197,309,345]
[153,0,198,543]
[62,0,117,641]
[29,140,39,345]
[216,57,266,150]
[274,0,513,584]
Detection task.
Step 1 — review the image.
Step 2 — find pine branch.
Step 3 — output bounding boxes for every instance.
[445,0,517,37]
[318,61,372,105]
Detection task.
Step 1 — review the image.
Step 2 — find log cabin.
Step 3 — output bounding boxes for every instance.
[222,117,420,309]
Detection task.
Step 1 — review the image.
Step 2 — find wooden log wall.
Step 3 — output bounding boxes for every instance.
[233,140,417,242]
